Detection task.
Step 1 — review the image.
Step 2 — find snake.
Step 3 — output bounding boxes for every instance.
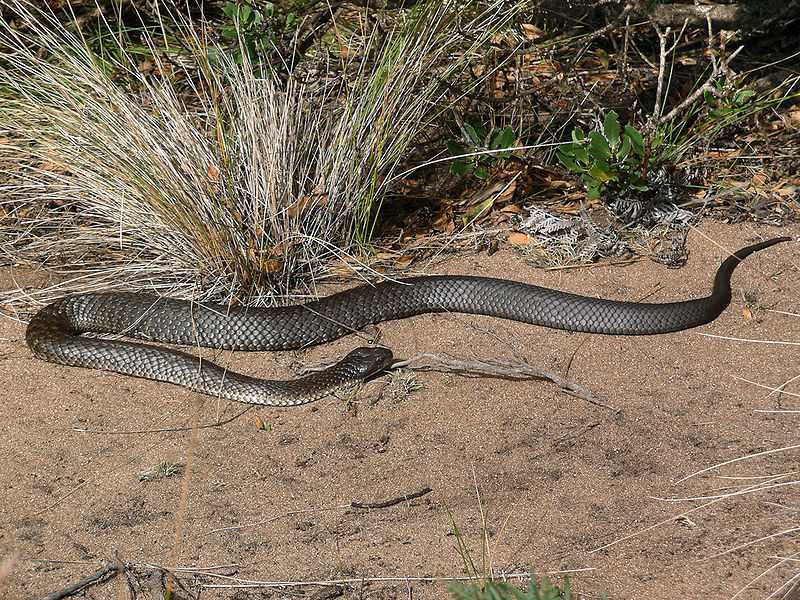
[25,237,790,406]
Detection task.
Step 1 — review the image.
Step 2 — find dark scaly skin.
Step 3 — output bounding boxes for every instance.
[26,237,791,405]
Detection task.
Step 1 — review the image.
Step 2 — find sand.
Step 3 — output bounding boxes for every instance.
[1,222,798,599]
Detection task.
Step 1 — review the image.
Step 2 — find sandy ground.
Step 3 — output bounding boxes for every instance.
[0,222,798,600]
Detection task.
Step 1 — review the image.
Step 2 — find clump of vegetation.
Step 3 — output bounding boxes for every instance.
[220,0,299,64]
[447,499,576,600]
[385,369,423,402]
[449,576,572,600]
[556,111,649,201]
[138,461,184,482]
[448,121,517,180]
[0,0,517,306]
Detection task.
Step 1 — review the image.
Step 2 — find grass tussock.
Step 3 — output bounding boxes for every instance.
[0,0,517,307]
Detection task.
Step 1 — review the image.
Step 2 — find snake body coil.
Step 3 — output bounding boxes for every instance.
[26,237,790,405]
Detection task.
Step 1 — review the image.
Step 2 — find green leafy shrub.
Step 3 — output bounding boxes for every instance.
[221,1,298,63]
[704,80,756,120]
[448,121,516,179]
[557,111,650,200]
[448,575,572,600]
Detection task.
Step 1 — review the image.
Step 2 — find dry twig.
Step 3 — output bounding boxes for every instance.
[350,486,432,509]
[42,561,121,600]
[651,19,689,121]
[656,14,744,124]
[393,352,613,411]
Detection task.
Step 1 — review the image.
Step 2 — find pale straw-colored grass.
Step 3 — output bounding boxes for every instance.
[0,0,517,309]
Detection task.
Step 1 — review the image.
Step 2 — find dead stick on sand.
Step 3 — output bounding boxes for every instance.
[43,561,121,600]
[394,352,616,412]
[351,486,433,510]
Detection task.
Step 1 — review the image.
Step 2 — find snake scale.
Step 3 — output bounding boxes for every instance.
[26,237,790,406]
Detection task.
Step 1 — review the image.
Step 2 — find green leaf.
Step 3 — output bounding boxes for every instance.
[490,126,515,150]
[223,2,238,17]
[450,160,473,176]
[221,25,238,39]
[595,48,609,69]
[572,143,589,164]
[462,195,494,223]
[447,140,466,156]
[240,4,253,25]
[557,142,576,158]
[589,131,610,160]
[557,151,580,173]
[463,123,480,146]
[473,165,490,179]
[585,183,602,199]
[588,162,614,183]
[571,126,585,142]
[735,89,755,105]
[618,135,632,161]
[624,125,644,155]
[603,111,621,149]
[463,122,484,147]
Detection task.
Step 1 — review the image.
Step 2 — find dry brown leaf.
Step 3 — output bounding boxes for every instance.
[527,59,559,75]
[433,209,454,233]
[288,192,328,219]
[335,30,358,59]
[500,204,522,214]
[496,179,517,203]
[462,180,517,209]
[260,259,282,273]
[139,58,155,73]
[269,240,296,256]
[726,180,750,189]
[207,164,220,183]
[547,179,572,189]
[521,23,545,40]
[328,264,356,277]
[705,150,739,159]
[742,306,753,321]
[247,241,283,273]
[774,186,799,198]
[508,232,531,246]
[395,254,414,269]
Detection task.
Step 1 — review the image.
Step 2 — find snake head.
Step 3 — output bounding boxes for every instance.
[340,346,395,380]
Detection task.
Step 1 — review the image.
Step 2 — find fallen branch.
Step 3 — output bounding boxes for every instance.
[393,352,614,411]
[652,19,689,121]
[658,45,743,124]
[646,3,740,29]
[350,486,432,509]
[43,561,121,600]
[656,10,744,126]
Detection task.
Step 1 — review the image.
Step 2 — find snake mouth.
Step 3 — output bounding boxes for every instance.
[342,346,395,379]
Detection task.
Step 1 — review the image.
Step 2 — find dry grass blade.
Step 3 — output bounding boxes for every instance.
[0,0,519,310]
